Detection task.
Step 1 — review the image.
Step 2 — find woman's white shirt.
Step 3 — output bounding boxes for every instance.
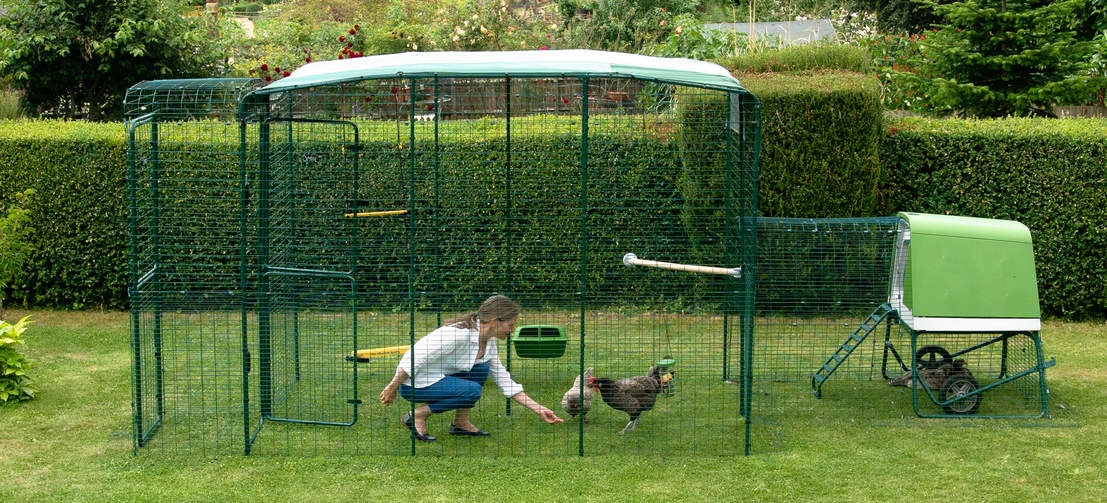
[396,322,523,397]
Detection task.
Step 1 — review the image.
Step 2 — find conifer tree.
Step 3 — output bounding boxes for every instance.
[904,0,1105,116]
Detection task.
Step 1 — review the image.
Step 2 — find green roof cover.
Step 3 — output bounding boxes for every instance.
[257,50,747,94]
[898,212,1033,244]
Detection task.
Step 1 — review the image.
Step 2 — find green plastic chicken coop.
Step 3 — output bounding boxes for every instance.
[813,212,1054,417]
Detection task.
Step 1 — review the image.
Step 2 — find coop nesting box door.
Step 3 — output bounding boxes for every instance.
[895,212,1041,331]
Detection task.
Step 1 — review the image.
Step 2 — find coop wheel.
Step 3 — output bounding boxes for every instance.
[938,374,981,415]
[915,345,953,370]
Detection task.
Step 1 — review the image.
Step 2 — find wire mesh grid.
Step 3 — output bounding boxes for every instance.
[126,71,1049,457]
[126,73,759,456]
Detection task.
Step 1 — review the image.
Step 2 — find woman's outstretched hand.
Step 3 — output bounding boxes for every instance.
[380,385,398,406]
[535,406,564,424]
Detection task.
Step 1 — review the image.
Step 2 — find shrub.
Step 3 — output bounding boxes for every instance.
[737,70,886,217]
[883,117,1107,319]
[0,188,34,319]
[0,120,128,310]
[0,316,35,403]
[230,2,262,16]
[717,43,873,74]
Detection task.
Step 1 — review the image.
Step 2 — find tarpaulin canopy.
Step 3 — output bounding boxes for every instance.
[257,49,746,93]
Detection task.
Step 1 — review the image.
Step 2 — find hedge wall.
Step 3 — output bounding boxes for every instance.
[737,70,887,218]
[882,117,1107,319]
[0,118,712,311]
[0,121,128,310]
[2,96,1104,319]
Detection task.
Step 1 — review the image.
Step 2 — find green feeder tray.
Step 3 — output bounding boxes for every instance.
[512,325,567,358]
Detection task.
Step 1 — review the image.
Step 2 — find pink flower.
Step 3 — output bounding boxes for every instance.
[659,19,665,27]
[539,45,548,50]
[562,97,568,103]
[675,25,683,35]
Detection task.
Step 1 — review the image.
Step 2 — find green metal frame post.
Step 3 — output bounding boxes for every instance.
[238,113,253,455]
[578,77,590,456]
[257,111,273,421]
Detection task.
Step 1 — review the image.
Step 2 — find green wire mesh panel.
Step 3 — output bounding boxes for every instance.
[127,65,759,456]
[749,217,901,452]
[124,78,260,120]
[125,78,262,455]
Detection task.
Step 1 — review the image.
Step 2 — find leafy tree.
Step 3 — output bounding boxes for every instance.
[900,0,1106,117]
[555,0,701,51]
[849,0,940,33]
[0,0,232,120]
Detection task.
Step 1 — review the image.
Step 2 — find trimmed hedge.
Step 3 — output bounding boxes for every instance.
[2,105,1104,319]
[737,70,887,218]
[0,117,722,311]
[0,120,128,310]
[883,118,1107,319]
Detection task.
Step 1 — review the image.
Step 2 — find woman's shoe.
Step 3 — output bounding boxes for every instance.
[449,425,491,437]
[401,412,436,442]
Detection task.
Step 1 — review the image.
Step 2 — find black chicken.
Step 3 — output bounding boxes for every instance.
[589,365,668,434]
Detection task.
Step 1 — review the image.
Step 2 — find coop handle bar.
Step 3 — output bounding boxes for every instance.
[622,253,741,278]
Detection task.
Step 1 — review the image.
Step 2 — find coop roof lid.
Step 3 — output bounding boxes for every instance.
[899,212,1033,243]
[257,50,746,93]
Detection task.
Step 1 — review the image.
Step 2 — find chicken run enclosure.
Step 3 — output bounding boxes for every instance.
[125,51,1053,457]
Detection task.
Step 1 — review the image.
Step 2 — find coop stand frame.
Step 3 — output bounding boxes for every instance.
[902,329,1054,419]
[813,305,1054,419]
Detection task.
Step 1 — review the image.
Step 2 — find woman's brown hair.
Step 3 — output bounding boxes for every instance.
[445,294,521,329]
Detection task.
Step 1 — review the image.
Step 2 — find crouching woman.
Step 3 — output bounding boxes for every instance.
[379,295,563,441]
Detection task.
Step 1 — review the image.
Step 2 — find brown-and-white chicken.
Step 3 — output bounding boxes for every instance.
[590,365,670,434]
[561,366,594,421]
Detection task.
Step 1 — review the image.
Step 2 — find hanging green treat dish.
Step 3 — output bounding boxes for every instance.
[512,325,567,358]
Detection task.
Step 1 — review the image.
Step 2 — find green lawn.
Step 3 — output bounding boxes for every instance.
[2,309,1105,502]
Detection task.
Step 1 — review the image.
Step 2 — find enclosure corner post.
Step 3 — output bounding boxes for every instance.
[237,109,252,455]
